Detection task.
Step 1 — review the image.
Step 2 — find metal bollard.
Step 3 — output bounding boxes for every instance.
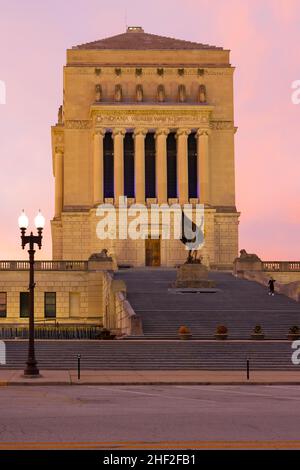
[246,358,250,381]
[77,354,81,380]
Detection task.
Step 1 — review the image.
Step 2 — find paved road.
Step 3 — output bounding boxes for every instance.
[0,385,300,448]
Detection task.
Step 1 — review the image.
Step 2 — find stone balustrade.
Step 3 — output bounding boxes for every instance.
[262,262,300,272]
[0,260,88,271]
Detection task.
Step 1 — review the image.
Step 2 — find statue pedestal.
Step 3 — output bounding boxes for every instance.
[174,264,216,288]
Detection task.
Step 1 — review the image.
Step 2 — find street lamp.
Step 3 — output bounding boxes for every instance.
[18,210,45,376]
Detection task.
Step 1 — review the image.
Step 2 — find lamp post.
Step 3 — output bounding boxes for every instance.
[18,210,45,377]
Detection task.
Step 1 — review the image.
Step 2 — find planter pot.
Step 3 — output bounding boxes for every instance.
[179,334,192,340]
[215,334,228,340]
[251,334,265,340]
[287,334,300,341]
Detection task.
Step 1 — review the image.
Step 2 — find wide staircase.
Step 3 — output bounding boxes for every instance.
[116,269,300,340]
[2,340,297,370]
[2,269,299,371]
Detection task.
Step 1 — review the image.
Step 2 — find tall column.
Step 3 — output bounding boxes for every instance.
[134,128,147,204]
[155,128,169,203]
[197,129,211,205]
[113,128,126,203]
[54,150,63,218]
[93,128,105,205]
[176,128,191,204]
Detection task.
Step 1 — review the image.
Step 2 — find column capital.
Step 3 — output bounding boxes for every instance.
[196,128,211,137]
[155,128,169,138]
[176,128,191,138]
[55,146,64,156]
[94,128,106,137]
[133,128,147,138]
[112,128,126,137]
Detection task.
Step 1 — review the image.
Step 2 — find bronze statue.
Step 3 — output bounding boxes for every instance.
[95,84,102,102]
[178,84,186,103]
[185,250,202,264]
[115,84,122,102]
[58,105,63,124]
[157,84,165,102]
[199,84,207,103]
[136,84,143,102]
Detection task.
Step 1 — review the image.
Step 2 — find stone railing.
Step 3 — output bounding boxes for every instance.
[234,252,300,302]
[0,260,88,271]
[241,270,300,302]
[262,262,300,272]
[103,272,143,337]
[115,291,143,337]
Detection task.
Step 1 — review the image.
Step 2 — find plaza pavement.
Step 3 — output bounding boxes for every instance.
[1,369,300,386]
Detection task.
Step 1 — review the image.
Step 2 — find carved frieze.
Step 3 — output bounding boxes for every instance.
[210,121,234,130]
[92,110,212,128]
[64,120,92,129]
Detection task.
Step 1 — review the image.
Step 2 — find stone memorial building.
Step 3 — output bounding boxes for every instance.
[0,28,241,325]
[52,27,239,269]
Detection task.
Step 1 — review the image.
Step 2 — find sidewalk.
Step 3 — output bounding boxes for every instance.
[1,370,300,386]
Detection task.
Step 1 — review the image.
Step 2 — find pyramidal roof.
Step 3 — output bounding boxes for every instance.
[73,27,223,51]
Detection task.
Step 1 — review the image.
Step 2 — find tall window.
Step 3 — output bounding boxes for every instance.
[0,293,7,318]
[188,132,197,198]
[145,133,156,198]
[20,292,29,318]
[104,132,114,198]
[44,292,56,318]
[167,132,177,199]
[124,133,134,197]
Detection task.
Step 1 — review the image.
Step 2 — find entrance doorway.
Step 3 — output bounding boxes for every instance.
[145,238,161,267]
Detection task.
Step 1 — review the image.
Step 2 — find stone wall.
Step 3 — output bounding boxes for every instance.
[52,207,239,267]
[0,269,105,324]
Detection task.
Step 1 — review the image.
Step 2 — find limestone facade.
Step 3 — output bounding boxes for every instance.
[51,27,240,268]
[0,261,110,324]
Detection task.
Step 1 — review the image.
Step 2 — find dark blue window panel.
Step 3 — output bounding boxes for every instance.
[124,133,135,198]
[104,132,114,198]
[145,133,156,198]
[188,132,197,199]
[167,132,177,199]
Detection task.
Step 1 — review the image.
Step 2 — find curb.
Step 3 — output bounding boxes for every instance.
[2,380,300,386]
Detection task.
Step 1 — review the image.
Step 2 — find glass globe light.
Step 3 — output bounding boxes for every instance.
[18,210,29,229]
[34,210,45,230]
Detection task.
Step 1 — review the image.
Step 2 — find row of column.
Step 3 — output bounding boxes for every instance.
[54,127,211,218]
[93,128,211,206]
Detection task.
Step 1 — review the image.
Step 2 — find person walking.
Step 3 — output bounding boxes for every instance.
[268,278,276,296]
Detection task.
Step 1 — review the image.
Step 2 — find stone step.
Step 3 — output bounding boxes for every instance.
[2,340,298,370]
[113,270,299,340]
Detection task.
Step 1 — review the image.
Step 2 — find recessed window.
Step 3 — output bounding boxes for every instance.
[45,292,56,318]
[0,293,7,318]
[20,292,29,318]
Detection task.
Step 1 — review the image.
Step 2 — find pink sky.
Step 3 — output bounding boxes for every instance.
[0,0,299,260]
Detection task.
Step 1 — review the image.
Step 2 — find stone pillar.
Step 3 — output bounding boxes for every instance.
[54,150,63,218]
[134,128,147,203]
[93,128,105,205]
[176,128,191,204]
[113,128,126,203]
[155,128,169,203]
[197,129,211,204]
